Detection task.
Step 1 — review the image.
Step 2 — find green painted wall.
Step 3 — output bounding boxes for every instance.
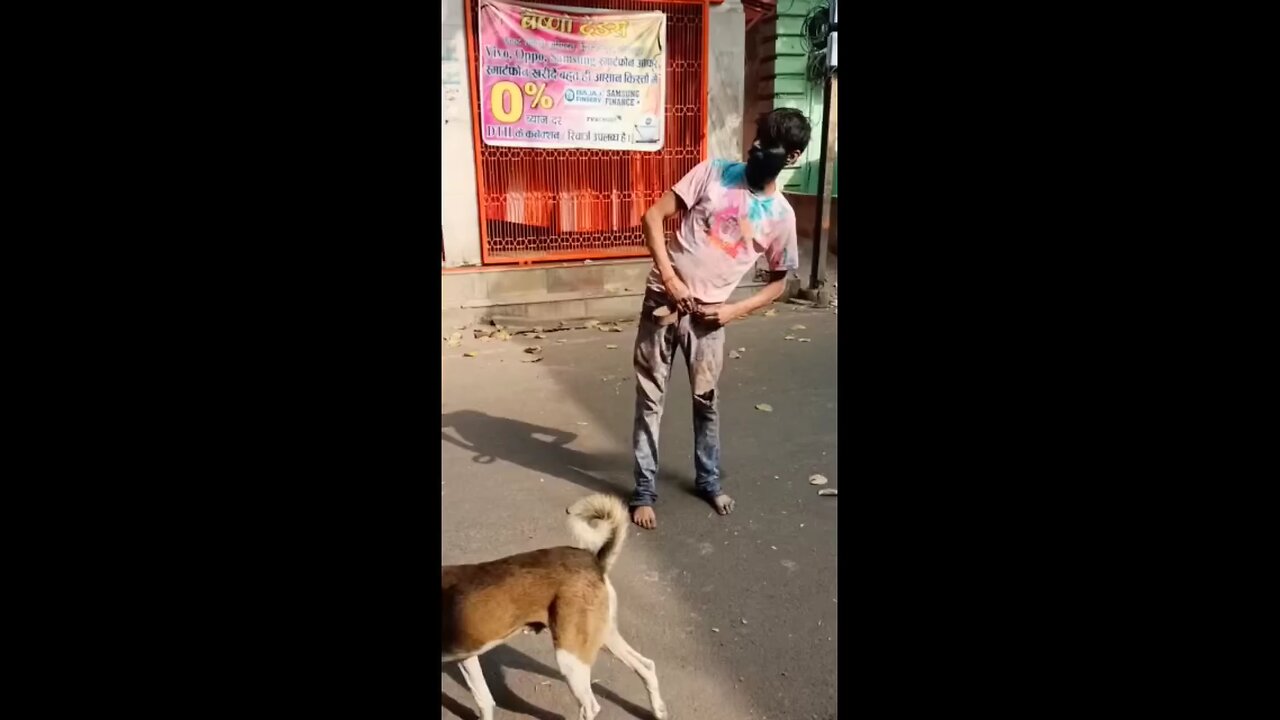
[773,0,836,197]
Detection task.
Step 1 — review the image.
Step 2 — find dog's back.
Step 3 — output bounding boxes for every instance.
[441,547,602,656]
[441,493,628,659]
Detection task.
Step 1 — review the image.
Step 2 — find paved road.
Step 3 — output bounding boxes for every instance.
[442,304,838,720]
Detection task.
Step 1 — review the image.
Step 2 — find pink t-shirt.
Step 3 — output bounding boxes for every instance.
[645,159,800,305]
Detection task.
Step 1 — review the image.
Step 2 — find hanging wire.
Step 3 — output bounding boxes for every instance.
[801,2,832,84]
[800,2,830,52]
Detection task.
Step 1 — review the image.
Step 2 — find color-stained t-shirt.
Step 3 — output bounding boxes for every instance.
[645,159,799,305]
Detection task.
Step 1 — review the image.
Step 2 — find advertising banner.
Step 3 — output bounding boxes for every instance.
[478,0,667,151]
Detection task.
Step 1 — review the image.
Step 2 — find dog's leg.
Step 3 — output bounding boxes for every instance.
[603,578,669,718]
[604,629,668,720]
[458,655,495,720]
[555,649,600,720]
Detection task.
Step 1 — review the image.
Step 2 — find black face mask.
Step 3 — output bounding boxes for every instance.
[745,144,790,190]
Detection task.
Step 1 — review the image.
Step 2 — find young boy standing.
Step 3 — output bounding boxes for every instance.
[630,108,813,529]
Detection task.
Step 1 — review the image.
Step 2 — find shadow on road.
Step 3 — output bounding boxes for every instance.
[441,409,633,497]
[442,645,653,720]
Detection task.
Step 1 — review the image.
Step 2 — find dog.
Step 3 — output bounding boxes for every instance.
[441,493,668,720]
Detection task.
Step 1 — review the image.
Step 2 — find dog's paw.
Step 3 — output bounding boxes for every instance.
[652,701,669,720]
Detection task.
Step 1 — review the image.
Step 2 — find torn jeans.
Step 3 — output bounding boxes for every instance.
[631,288,726,507]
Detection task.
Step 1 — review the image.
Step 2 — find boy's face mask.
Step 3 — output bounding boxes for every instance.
[745,140,793,190]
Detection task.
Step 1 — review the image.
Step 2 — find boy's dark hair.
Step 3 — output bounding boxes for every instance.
[756,108,812,156]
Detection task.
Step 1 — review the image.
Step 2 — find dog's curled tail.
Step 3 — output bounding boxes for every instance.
[565,493,628,574]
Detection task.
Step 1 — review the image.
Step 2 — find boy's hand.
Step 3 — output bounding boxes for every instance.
[694,302,744,327]
[662,273,697,313]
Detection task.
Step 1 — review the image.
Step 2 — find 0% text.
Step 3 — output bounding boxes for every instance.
[490,81,556,124]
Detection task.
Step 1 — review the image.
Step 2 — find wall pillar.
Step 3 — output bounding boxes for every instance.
[441,0,483,267]
[707,0,746,162]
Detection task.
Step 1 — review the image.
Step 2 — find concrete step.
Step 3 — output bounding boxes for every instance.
[442,259,653,310]
[441,257,800,333]
[441,279,790,335]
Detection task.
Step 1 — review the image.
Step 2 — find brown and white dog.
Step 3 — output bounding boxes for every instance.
[441,493,668,720]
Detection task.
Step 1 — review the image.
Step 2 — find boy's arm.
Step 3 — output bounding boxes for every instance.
[695,271,787,326]
[697,211,800,327]
[736,271,789,313]
[641,190,696,312]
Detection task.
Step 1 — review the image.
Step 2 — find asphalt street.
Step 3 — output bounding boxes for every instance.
[442,303,839,720]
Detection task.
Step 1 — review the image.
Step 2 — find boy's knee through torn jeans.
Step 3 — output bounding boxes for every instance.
[631,288,726,507]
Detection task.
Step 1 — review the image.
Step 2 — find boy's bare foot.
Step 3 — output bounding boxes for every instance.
[632,506,656,529]
[712,494,735,515]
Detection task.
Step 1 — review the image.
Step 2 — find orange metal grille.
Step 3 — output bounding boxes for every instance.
[463,0,709,265]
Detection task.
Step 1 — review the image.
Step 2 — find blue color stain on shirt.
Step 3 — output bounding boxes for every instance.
[747,196,776,223]
[716,160,746,188]
[714,159,780,224]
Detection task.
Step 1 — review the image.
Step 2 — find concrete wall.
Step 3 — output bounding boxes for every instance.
[742,13,774,159]
[441,0,483,268]
[707,0,746,162]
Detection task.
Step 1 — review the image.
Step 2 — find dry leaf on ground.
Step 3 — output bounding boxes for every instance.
[755,403,773,412]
